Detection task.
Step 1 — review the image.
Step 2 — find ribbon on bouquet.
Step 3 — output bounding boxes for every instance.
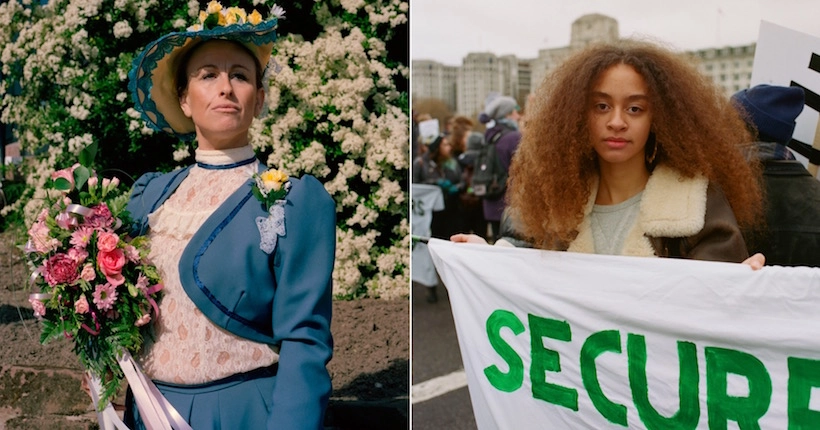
[86,351,192,430]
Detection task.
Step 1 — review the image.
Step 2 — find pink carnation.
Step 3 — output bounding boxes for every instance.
[29,298,46,318]
[68,247,88,263]
[84,203,113,229]
[74,295,89,314]
[43,253,79,286]
[27,221,60,253]
[135,273,149,291]
[80,263,96,282]
[97,232,120,253]
[98,248,126,286]
[92,283,118,311]
[55,211,78,230]
[124,245,140,263]
[70,227,94,249]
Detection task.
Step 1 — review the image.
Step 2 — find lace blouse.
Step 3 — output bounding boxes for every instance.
[139,145,279,384]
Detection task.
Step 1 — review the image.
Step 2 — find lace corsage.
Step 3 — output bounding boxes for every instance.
[252,169,291,254]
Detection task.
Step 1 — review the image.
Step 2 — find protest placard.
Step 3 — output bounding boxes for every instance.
[751,21,820,175]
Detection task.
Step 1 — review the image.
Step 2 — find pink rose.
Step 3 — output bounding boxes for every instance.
[51,164,79,191]
[98,248,126,286]
[80,263,96,282]
[74,295,89,314]
[135,314,151,327]
[29,298,46,318]
[43,253,79,286]
[97,232,120,253]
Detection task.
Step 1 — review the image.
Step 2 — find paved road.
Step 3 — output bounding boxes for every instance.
[411,281,477,429]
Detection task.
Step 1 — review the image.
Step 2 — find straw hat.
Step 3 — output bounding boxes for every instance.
[128,2,282,140]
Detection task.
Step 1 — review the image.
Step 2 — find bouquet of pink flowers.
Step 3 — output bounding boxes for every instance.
[24,143,162,408]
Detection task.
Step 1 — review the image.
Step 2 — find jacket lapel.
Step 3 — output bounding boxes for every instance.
[568,166,708,257]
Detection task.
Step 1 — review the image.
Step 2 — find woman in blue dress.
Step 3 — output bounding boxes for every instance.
[123,5,334,429]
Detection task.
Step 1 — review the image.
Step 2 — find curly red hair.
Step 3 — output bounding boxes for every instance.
[508,39,762,249]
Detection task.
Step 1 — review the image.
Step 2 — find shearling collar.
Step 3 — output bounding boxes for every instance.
[568,165,708,256]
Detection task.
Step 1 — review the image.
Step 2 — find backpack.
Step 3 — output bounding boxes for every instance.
[471,128,511,200]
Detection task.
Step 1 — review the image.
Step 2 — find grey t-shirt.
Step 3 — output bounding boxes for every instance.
[590,192,643,255]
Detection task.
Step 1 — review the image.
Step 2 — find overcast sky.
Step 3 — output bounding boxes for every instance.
[411,0,820,65]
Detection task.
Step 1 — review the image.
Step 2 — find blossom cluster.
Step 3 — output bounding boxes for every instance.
[24,148,163,408]
[253,0,409,298]
[0,0,189,221]
[2,0,409,300]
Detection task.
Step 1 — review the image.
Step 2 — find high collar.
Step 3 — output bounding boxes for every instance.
[195,145,256,167]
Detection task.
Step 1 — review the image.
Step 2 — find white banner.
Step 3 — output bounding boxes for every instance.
[428,239,820,429]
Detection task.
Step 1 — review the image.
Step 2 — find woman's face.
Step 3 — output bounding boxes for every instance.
[587,63,652,170]
[438,140,452,159]
[179,40,264,150]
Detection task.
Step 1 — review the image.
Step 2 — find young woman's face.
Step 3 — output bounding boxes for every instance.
[587,63,652,170]
[179,40,264,150]
[438,139,452,158]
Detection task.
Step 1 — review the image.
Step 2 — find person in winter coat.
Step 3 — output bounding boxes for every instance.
[731,84,820,267]
[455,39,765,268]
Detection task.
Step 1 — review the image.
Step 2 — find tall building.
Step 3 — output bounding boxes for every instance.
[411,60,458,111]
[455,53,519,118]
[412,14,756,117]
[692,45,756,95]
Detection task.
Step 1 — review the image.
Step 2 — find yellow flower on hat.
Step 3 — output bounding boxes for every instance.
[206,1,223,15]
[248,10,263,25]
[226,7,247,24]
[199,10,209,23]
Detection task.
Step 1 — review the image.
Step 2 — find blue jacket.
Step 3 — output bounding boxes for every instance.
[126,164,335,429]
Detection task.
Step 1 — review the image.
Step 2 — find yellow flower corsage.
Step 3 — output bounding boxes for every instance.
[253,169,290,254]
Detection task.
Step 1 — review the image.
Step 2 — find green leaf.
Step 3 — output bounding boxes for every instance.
[78,142,98,167]
[203,13,219,29]
[53,177,73,191]
[73,166,90,190]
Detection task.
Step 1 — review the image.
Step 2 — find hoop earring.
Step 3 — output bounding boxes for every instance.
[646,132,658,165]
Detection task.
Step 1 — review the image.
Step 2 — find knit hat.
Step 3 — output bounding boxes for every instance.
[458,132,485,167]
[730,84,805,144]
[128,3,283,140]
[479,96,518,124]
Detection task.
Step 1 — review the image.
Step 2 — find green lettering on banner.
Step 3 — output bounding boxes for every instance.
[484,310,525,392]
[706,346,772,430]
[628,334,699,429]
[529,314,578,411]
[581,330,627,426]
[787,357,820,429]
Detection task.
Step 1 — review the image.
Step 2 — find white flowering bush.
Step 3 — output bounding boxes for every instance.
[0,0,409,299]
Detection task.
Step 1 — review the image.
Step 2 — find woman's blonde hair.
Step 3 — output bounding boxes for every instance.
[509,39,761,249]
